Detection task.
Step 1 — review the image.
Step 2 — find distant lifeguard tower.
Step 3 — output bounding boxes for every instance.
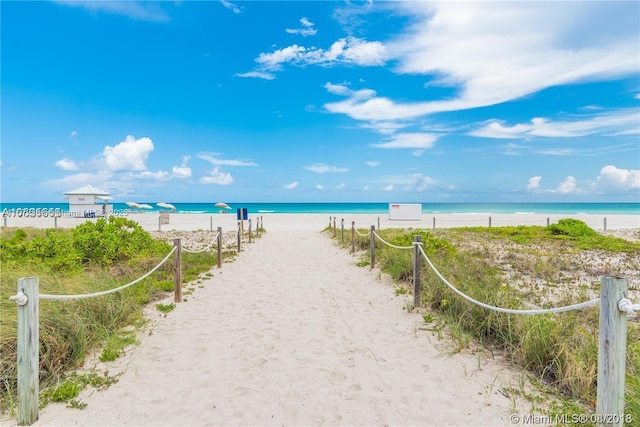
[64,185,113,217]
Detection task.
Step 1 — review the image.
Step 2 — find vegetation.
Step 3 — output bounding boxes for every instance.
[0,217,227,413]
[328,219,640,421]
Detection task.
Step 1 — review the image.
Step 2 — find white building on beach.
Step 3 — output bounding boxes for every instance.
[64,185,113,217]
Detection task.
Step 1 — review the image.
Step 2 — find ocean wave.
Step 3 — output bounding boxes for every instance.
[258,210,276,213]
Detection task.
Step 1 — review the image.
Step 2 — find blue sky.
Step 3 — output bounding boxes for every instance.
[1,0,639,203]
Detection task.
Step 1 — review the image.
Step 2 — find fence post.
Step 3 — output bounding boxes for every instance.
[248,219,252,244]
[210,216,213,232]
[377,217,380,231]
[351,221,355,253]
[54,216,57,229]
[173,239,182,303]
[16,277,40,426]
[413,235,422,308]
[547,217,550,226]
[333,217,336,237]
[237,222,241,253]
[3,216,6,227]
[370,225,375,269]
[604,217,607,231]
[341,219,344,243]
[432,216,435,230]
[158,216,161,231]
[216,227,222,269]
[489,216,492,227]
[329,216,331,228]
[596,276,628,426]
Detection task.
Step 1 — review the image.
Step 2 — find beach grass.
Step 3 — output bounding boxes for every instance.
[0,217,225,414]
[328,219,640,420]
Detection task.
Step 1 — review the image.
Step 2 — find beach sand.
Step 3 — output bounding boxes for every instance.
[2,212,638,426]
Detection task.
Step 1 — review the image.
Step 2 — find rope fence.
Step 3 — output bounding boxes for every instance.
[8,217,263,425]
[342,221,638,426]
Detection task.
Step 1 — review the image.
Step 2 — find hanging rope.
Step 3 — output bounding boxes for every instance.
[417,245,600,315]
[39,247,177,301]
[182,231,220,254]
[372,230,413,250]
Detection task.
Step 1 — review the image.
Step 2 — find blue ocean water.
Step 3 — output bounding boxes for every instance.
[1,202,639,215]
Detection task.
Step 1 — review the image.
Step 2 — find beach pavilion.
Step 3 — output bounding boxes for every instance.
[64,185,113,217]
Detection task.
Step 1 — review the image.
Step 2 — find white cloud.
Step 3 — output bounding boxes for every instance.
[139,170,170,180]
[383,185,394,191]
[527,176,542,191]
[198,154,258,167]
[595,165,640,192]
[325,2,639,122]
[244,37,385,79]
[172,156,192,179]
[70,130,78,138]
[53,1,170,22]
[235,71,275,80]
[316,184,325,190]
[200,167,233,185]
[336,183,345,190]
[366,161,380,167]
[282,181,299,190]
[547,176,584,195]
[469,110,640,139]
[410,173,438,192]
[371,133,438,149]
[102,135,154,172]
[286,17,317,37]
[220,0,241,14]
[304,163,349,173]
[55,158,78,171]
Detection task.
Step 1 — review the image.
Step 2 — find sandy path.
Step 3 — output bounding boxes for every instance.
[31,229,528,426]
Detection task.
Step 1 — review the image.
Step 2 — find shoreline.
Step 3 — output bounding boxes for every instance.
[1,212,638,232]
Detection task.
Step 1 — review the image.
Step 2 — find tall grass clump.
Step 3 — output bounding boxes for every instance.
[0,217,219,413]
[326,220,640,418]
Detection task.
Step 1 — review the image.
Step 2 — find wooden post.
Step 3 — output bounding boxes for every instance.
[596,276,628,427]
[3,216,6,227]
[216,227,222,269]
[351,221,355,253]
[54,216,57,229]
[333,217,336,237]
[377,217,380,231]
[329,216,332,228]
[158,216,161,231]
[489,216,492,227]
[370,225,375,269]
[413,235,422,308]
[547,217,550,226]
[604,217,607,231]
[173,239,182,303]
[248,219,252,244]
[341,218,344,243]
[432,216,435,230]
[16,277,39,426]
[210,216,213,232]
[237,222,241,253]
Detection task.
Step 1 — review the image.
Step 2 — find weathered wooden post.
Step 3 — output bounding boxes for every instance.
[216,227,222,269]
[15,277,39,426]
[54,216,57,229]
[173,239,182,303]
[158,216,161,231]
[377,217,380,231]
[547,217,550,226]
[3,216,6,227]
[333,217,337,237]
[432,216,435,230]
[413,235,422,308]
[248,219,252,244]
[351,221,355,253]
[210,216,213,232]
[489,216,492,227]
[604,217,607,231]
[596,276,628,427]
[329,216,332,228]
[370,225,375,269]
[237,222,242,252]
[341,218,344,243]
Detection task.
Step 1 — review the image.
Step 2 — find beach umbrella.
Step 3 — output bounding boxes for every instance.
[138,203,153,210]
[126,202,142,209]
[215,202,231,210]
[157,202,176,213]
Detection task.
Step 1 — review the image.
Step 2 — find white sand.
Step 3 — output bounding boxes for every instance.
[2,212,638,426]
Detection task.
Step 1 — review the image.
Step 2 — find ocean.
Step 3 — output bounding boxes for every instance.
[1,202,639,215]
